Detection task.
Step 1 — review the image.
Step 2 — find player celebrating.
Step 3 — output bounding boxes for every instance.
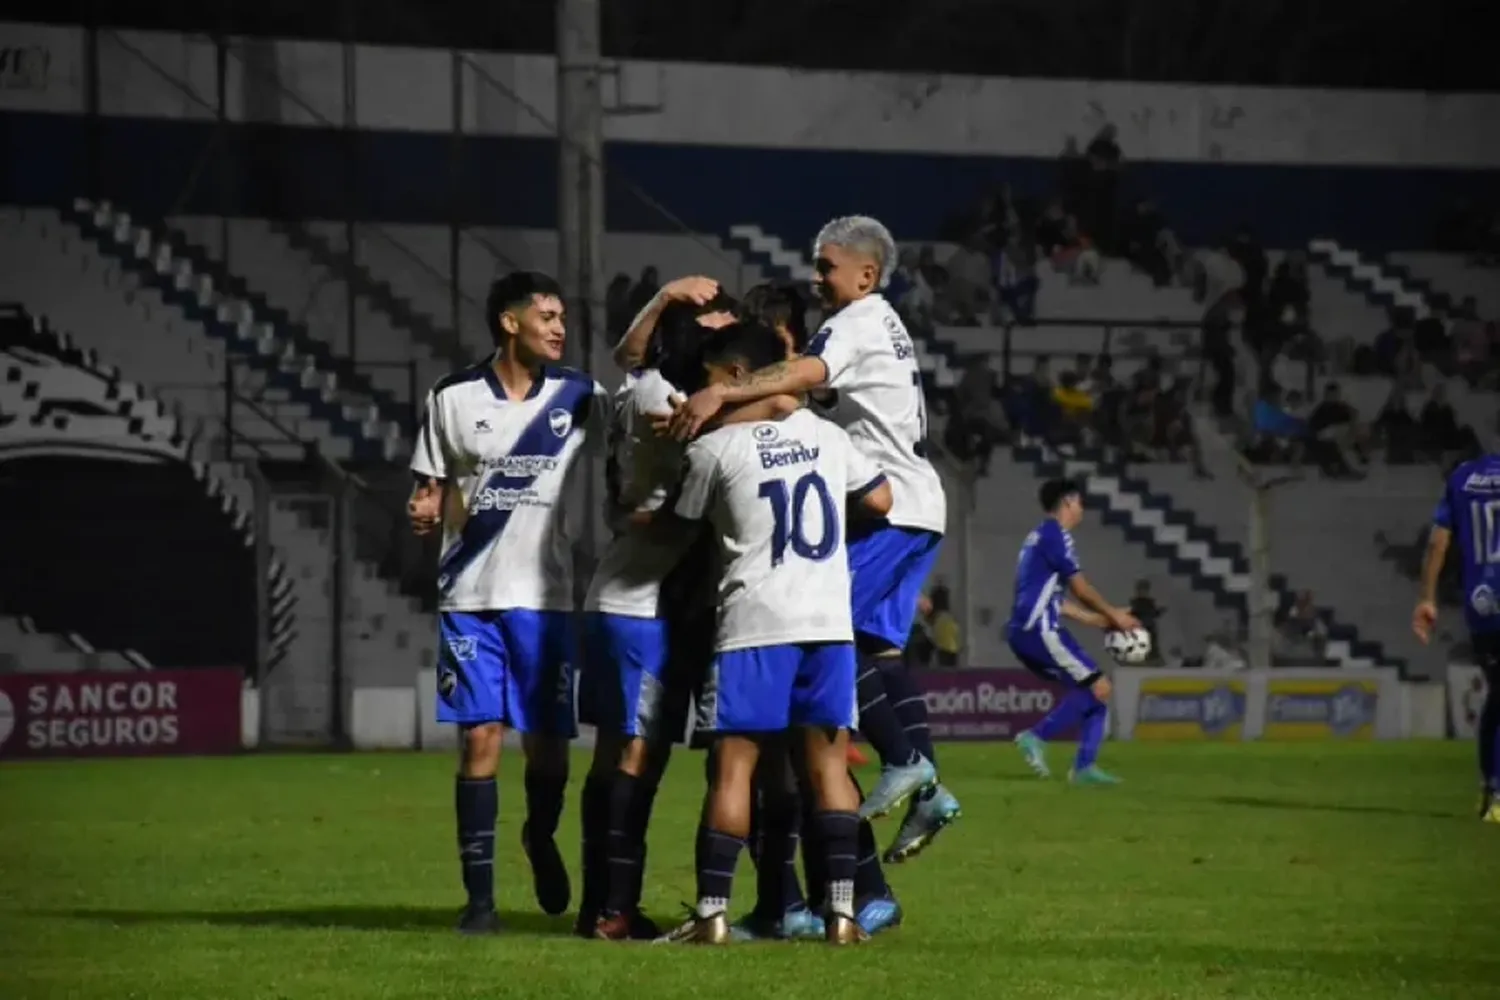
[408,271,607,935]
[656,321,893,945]
[1007,479,1139,785]
[577,282,797,940]
[668,215,958,866]
[1413,452,1500,821]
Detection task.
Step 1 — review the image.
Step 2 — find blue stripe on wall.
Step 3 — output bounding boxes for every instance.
[5,111,1496,249]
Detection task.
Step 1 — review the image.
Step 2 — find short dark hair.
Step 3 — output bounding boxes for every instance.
[738,282,809,353]
[1039,477,1082,512]
[647,293,742,395]
[701,320,786,374]
[486,271,563,344]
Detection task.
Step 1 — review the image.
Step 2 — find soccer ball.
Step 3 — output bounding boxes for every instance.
[1104,627,1152,665]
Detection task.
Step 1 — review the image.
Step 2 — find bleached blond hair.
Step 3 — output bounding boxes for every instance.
[813,215,898,289]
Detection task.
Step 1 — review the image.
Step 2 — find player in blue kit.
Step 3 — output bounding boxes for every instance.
[655,321,893,945]
[1006,479,1139,785]
[408,272,608,934]
[1413,452,1500,822]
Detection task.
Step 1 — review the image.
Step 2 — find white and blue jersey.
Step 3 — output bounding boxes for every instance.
[675,409,884,732]
[1432,453,1500,638]
[411,362,607,733]
[805,293,946,648]
[1005,518,1099,686]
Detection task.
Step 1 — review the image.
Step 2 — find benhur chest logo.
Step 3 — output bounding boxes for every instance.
[1134,680,1247,741]
[548,408,573,438]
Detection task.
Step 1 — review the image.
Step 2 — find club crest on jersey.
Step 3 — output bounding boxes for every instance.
[548,408,573,438]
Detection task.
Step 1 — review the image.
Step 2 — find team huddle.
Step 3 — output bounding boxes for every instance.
[407,214,1145,944]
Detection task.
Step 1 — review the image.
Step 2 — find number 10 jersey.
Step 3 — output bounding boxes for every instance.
[674,409,886,652]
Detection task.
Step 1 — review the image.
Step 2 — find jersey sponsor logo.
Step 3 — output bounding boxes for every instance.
[469,485,544,513]
[549,407,573,438]
[753,425,779,443]
[476,454,558,476]
[1473,584,1498,618]
[1462,471,1500,493]
[759,444,820,470]
[474,419,492,434]
[883,312,915,361]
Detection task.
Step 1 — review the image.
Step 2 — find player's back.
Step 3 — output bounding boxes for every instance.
[807,294,946,534]
[1438,453,1500,635]
[586,369,693,616]
[692,409,863,649]
[1007,519,1078,634]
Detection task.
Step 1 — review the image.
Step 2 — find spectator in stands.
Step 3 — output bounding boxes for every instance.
[1305,381,1366,478]
[1228,227,1269,313]
[996,233,1040,324]
[1202,619,1249,670]
[1247,383,1305,464]
[1128,579,1164,664]
[1035,198,1068,256]
[1372,385,1420,463]
[906,598,935,668]
[1122,381,1159,460]
[1370,308,1415,379]
[1264,252,1312,363]
[1084,124,1123,251]
[1052,214,1102,285]
[1452,297,1496,389]
[1276,590,1328,663]
[1051,371,1093,443]
[1057,136,1089,215]
[1122,199,1173,287]
[926,584,962,667]
[944,237,997,325]
[605,273,633,345]
[626,266,660,318]
[888,247,937,329]
[1012,355,1057,440]
[948,357,1008,473]
[1418,382,1482,461]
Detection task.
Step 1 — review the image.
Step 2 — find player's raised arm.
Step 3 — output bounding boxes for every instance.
[1414,488,1454,643]
[612,276,721,372]
[408,389,448,535]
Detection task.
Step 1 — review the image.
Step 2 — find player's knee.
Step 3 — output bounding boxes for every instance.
[617,736,651,777]
[459,723,503,777]
[521,733,570,778]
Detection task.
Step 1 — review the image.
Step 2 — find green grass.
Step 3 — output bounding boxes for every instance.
[2,742,1498,1000]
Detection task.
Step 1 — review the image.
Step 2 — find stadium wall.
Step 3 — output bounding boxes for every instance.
[4,24,1499,248]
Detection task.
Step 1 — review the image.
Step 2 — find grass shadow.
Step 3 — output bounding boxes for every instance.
[1206,793,1463,821]
[42,904,572,937]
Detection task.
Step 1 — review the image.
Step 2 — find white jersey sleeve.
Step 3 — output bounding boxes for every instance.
[674,437,721,522]
[411,388,449,481]
[802,294,946,535]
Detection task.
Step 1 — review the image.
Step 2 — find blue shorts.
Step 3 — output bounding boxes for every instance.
[436,609,577,736]
[579,612,692,742]
[696,642,857,735]
[1007,625,1099,687]
[848,523,942,650]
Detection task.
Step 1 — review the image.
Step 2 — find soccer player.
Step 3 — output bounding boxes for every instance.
[1006,478,1140,785]
[668,215,958,866]
[577,284,798,940]
[1413,452,1500,821]
[408,271,608,935]
[656,321,892,945]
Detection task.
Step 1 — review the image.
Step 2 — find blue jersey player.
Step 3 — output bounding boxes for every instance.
[1414,452,1500,822]
[408,271,608,934]
[1005,479,1140,785]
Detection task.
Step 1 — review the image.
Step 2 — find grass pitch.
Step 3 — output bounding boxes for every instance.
[2,741,1497,1000]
